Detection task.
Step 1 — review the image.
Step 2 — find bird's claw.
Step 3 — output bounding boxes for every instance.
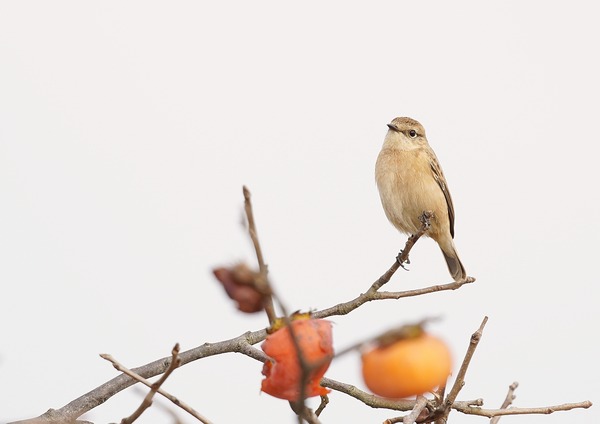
[396,251,410,270]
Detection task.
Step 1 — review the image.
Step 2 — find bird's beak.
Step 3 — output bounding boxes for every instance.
[387,123,399,132]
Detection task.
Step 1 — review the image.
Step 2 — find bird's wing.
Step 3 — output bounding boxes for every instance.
[429,154,455,238]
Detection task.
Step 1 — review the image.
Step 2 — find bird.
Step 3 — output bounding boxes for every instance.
[375,117,466,281]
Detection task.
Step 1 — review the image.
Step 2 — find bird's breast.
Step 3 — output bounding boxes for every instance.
[375,149,447,237]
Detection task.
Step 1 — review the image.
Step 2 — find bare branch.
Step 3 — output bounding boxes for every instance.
[490,382,518,424]
[131,385,185,424]
[433,380,447,409]
[119,343,182,424]
[100,348,211,424]
[285,318,326,423]
[244,187,335,422]
[314,212,475,320]
[9,331,267,424]
[11,289,592,424]
[12,270,590,424]
[320,378,415,411]
[12,202,471,424]
[11,208,592,424]
[313,277,474,320]
[314,395,329,417]
[453,400,593,418]
[295,407,321,424]
[403,395,429,424]
[382,395,429,424]
[334,318,436,360]
[436,316,488,423]
[243,186,276,324]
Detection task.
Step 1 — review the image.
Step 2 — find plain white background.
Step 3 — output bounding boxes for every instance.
[1,1,598,423]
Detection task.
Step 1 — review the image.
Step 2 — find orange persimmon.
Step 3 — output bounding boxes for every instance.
[361,333,451,399]
[261,318,333,401]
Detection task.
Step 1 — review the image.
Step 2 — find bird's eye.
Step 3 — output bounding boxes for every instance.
[409,129,417,138]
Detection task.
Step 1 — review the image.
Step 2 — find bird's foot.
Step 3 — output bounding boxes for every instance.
[396,250,410,270]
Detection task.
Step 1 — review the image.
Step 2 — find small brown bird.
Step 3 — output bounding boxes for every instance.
[375,117,466,281]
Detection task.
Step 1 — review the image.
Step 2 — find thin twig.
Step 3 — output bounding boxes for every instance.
[313,277,474,320]
[297,407,321,424]
[277,306,333,423]
[130,385,184,424]
[314,395,329,417]
[289,397,321,424]
[243,186,276,324]
[244,187,331,423]
[286,318,319,423]
[436,316,489,423]
[382,395,429,424]
[34,330,266,422]
[334,318,435,359]
[100,352,213,424]
[313,212,475,321]
[453,400,593,417]
[120,344,182,424]
[403,395,429,424]
[490,382,518,424]
[320,378,415,411]
[446,317,488,404]
[433,380,447,409]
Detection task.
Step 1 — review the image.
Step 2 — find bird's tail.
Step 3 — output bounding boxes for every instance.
[439,239,467,282]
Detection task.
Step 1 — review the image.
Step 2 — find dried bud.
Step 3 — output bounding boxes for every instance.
[212,263,263,313]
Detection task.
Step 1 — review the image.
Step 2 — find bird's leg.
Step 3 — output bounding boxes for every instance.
[396,213,433,271]
[396,247,411,270]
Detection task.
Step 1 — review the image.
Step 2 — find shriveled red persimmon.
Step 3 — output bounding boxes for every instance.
[261,318,333,401]
[212,263,263,313]
[362,333,451,398]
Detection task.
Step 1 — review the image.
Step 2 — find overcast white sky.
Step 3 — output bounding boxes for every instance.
[1,1,598,423]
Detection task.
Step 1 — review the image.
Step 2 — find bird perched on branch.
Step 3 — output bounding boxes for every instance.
[375,117,466,281]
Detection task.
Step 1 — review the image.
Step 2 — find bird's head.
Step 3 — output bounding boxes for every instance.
[384,117,428,151]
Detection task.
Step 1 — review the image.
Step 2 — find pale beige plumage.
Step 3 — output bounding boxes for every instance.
[375,117,466,281]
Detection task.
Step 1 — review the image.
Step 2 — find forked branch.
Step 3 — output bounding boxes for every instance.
[9,190,591,424]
